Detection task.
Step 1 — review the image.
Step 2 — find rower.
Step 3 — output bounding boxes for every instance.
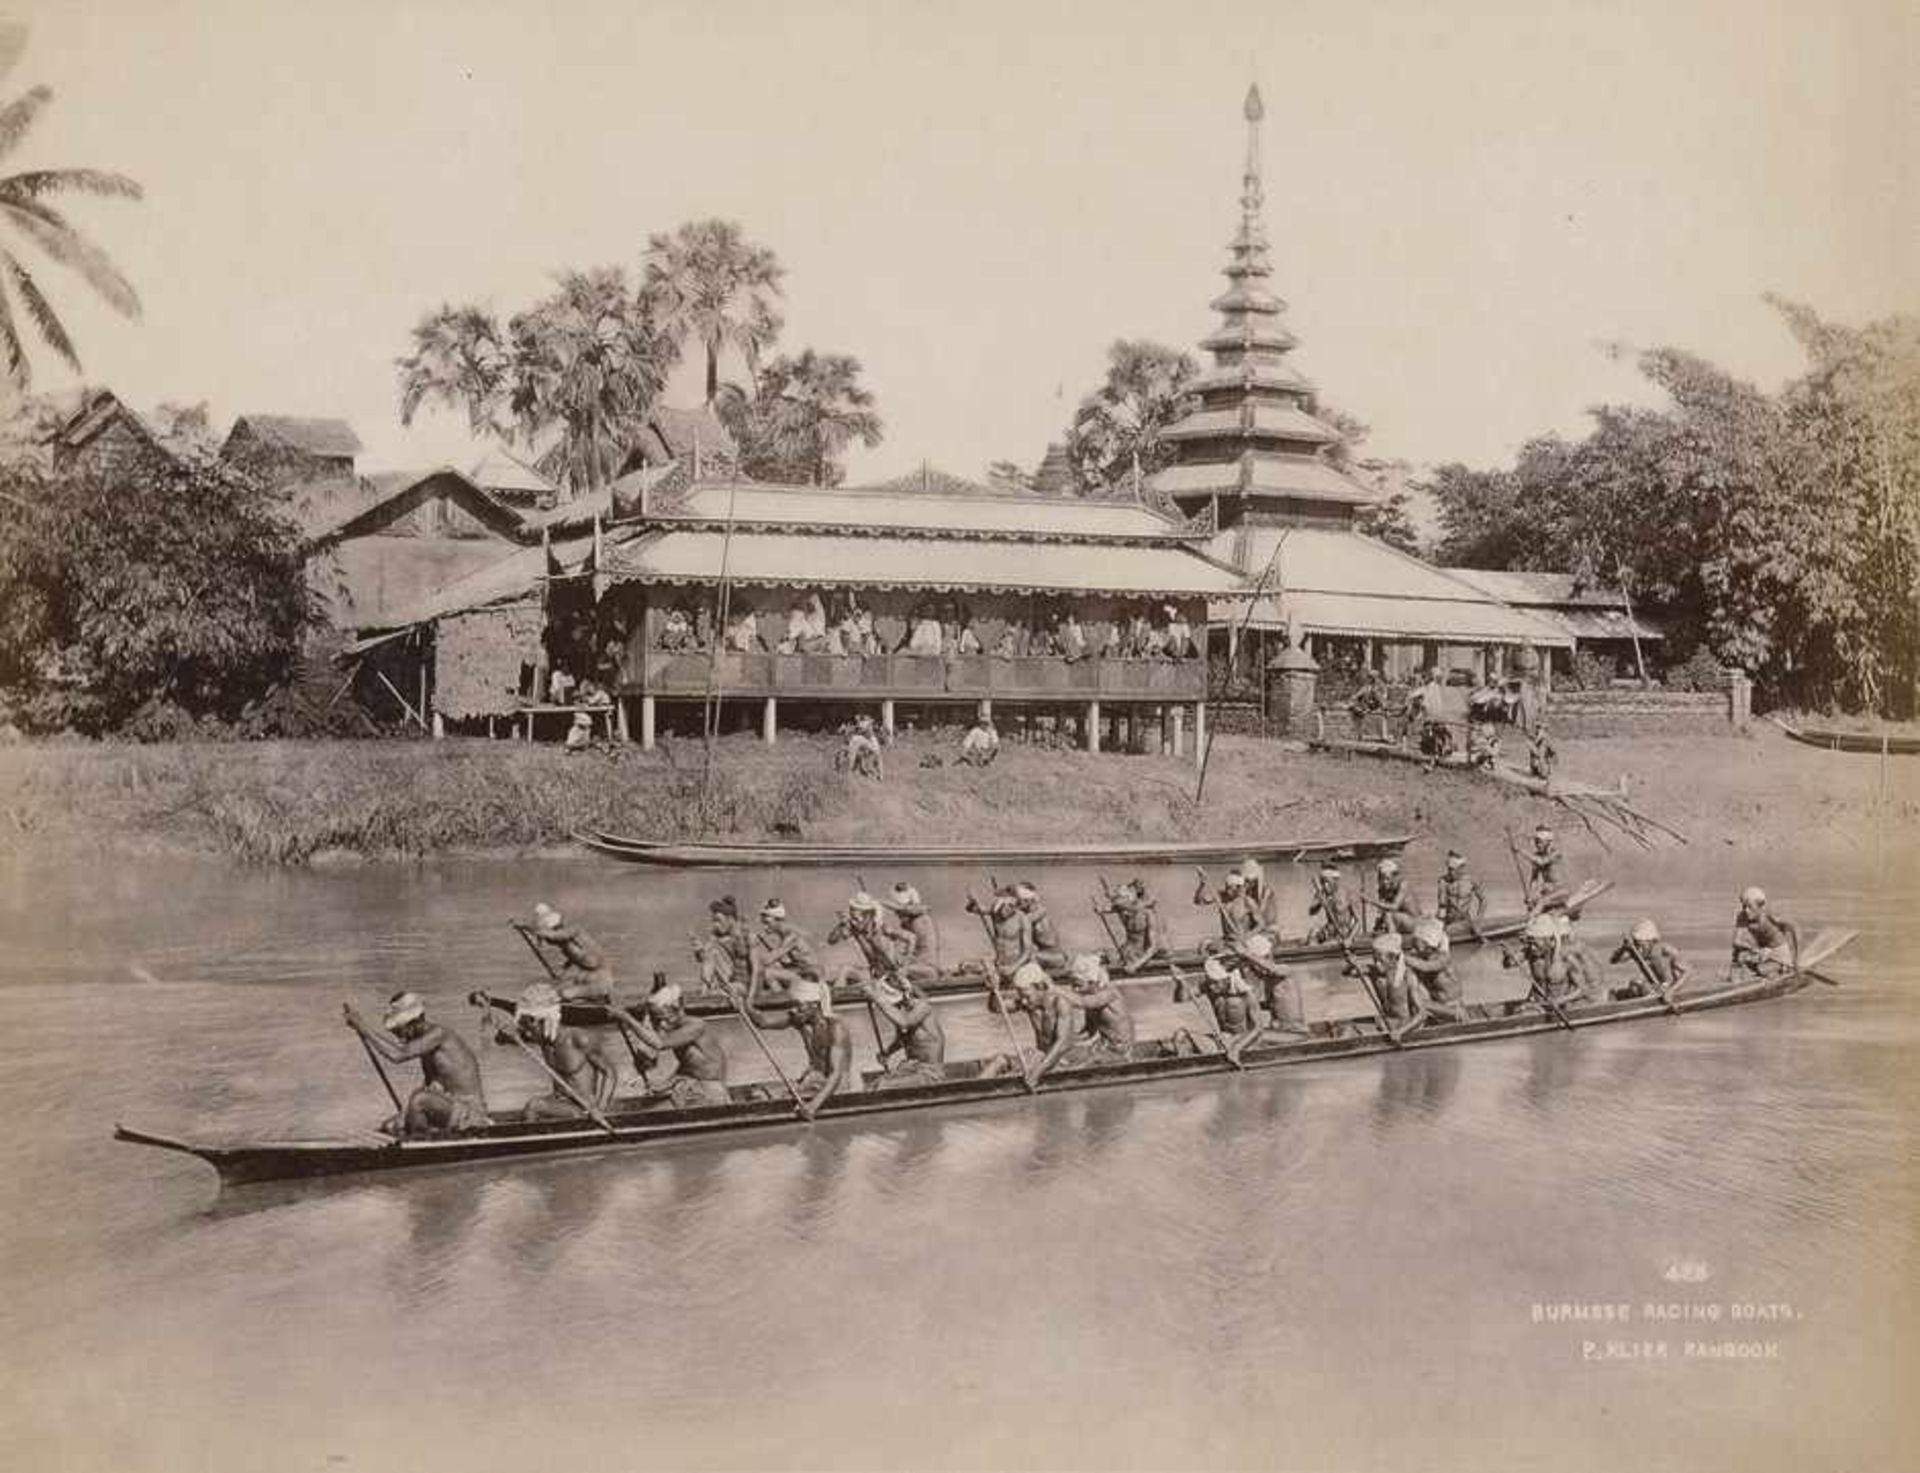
[985,961,1090,1089]
[512,981,624,1121]
[860,971,947,1089]
[1189,954,1260,1060]
[1306,865,1362,945]
[1237,858,1281,935]
[614,984,730,1108]
[1194,867,1256,945]
[694,896,754,991]
[830,890,934,991]
[515,902,615,1001]
[1610,918,1691,1001]
[1434,850,1485,929]
[732,975,852,1120]
[1014,882,1069,973]
[1730,886,1800,977]
[344,991,489,1138]
[883,882,940,975]
[1370,858,1418,937]
[1523,825,1567,910]
[1235,932,1307,1035]
[1405,917,1468,1022]
[968,887,1032,977]
[1501,913,1598,1012]
[1098,878,1166,973]
[1353,931,1421,1029]
[1065,952,1136,1058]
[751,898,825,996]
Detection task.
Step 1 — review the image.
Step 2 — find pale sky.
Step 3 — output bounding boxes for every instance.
[11,0,1916,481]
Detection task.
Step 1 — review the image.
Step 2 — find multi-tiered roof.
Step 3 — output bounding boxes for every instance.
[1148,84,1374,526]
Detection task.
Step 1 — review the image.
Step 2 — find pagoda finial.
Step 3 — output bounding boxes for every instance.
[1241,82,1264,222]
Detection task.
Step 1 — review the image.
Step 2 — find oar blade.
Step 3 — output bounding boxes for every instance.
[1795,928,1858,977]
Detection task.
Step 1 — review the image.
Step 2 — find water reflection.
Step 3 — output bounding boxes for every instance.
[1374,1047,1462,1125]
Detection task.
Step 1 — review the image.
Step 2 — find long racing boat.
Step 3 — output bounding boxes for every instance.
[115,957,1826,1189]
[575,829,1414,869]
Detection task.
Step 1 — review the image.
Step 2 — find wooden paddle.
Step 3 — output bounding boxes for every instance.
[1620,936,1683,1016]
[344,1003,405,1116]
[726,981,809,1114]
[472,995,618,1138]
[1334,935,1409,1046]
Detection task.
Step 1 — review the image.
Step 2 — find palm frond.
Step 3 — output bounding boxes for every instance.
[0,273,26,387]
[0,84,50,164]
[1,196,141,317]
[3,248,78,372]
[0,168,143,203]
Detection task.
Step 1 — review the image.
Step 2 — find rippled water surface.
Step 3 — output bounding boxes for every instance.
[0,849,1914,1471]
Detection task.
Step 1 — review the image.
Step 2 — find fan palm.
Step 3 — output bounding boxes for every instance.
[753,349,883,487]
[395,304,511,439]
[1066,340,1197,497]
[640,219,784,405]
[508,268,679,496]
[0,51,144,390]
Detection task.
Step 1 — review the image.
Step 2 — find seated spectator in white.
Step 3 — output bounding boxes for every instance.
[1141,623,1168,659]
[959,717,1000,767]
[994,624,1023,660]
[548,669,576,703]
[576,679,611,707]
[726,609,764,653]
[563,711,593,753]
[907,615,944,656]
[852,609,878,655]
[1164,607,1193,659]
[1101,621,1124,658]
[1028,624,1057,658]
[1059,611,1088,663]
[659,609,694,651]
[957,619,984,656]
[1128,613,1152,656]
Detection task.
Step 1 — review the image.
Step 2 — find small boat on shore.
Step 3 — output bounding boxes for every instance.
[574,829,1414,869]
[504,879,1614,1024]
[1770,717,1920,756]
[114,960,1822,1189]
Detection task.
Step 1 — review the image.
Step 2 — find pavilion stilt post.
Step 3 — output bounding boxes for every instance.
[1087,700,1101,753]
[1172,703,1186,757]
[640,694,656,751]
[1194,702,1207,769]
[762,695,777,745]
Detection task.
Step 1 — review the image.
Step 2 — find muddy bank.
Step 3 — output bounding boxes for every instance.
[0,726,1912,881]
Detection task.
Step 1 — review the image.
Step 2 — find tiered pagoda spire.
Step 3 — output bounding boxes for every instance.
[1148,83,1372,531]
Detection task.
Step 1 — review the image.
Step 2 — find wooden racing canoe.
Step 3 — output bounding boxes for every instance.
[575,829,1415,869]
[114,961,1817,1189]
[1769,717,1920,756]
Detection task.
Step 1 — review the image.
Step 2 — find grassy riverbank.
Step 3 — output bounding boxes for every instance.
[1,724,1914,872]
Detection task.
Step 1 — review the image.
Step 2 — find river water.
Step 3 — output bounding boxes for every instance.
[0,847,1913,1472]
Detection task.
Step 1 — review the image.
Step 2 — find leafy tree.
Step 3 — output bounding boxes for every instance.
[1351,458,1422,555]
[0,28,143,390]
[716,349,882,486]
[640,219,784,405]
[1065,340,1197,497]
[0,452,311,732]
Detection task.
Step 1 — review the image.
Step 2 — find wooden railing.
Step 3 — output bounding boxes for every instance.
[625,650,1207,702]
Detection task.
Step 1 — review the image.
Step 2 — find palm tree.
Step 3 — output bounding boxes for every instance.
[640,219,784,405]
[508,268,679,496]
[0,36,143,391]
[749,350,883,487]
[395,304,510,439]
[1065,339,1198,497]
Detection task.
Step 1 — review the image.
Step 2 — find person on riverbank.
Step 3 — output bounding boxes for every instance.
[512,981,623,1121]
[1435,851,1486,929]
[1405,917,1467,1022]
[1729,887,1800,976]
[694,897,753,991]
[1370,858,1418,937]
[344,992,489,1138]
[614,984,730,1108]
[1609,919,1691,1000]
[563,711,594,754]
[731,975,850,1120]
[1528,724,1557,781]
[861,971,947,1088]
[515,903,615,1001]
[845,715,884,780]
[1098,878,1165,973]
[1014,882,1069,973]
[1306,865,1362,944]
[1522,825,1567,910]
[1066,952,1136,1059]
[959,715,1000,767]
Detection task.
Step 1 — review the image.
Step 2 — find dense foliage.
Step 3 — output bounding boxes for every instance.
[714,349,883,487]
[0,452,311,733]
[1065,340,1198,497]
[1421,300,1920,716]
